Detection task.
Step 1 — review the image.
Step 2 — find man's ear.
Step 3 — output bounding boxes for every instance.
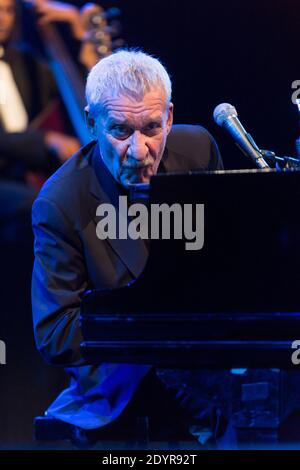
[166,102,174,134]
[85,106,96,135]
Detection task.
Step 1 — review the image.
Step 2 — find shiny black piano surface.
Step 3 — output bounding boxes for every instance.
[80,169,300,367]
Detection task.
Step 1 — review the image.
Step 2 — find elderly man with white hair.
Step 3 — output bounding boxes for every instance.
[31,49,233,447]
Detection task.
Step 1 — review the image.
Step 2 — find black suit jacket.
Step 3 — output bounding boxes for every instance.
[0,45,58,173]
[31,125,223,429]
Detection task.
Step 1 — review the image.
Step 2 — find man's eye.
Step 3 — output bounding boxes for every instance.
[111,126,130,138]
[113,126,127,133]
[144,123,161,133]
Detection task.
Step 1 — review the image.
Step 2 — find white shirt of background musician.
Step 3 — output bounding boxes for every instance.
[0,45,28,132]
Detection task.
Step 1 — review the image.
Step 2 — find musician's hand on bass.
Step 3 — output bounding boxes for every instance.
[45,131,80,162]
[23,0,85,40]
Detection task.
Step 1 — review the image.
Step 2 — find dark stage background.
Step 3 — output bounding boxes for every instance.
[1,0,300,448]
[64,0,300,168]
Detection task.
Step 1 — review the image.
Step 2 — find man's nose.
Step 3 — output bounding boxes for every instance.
[127,131,148,161]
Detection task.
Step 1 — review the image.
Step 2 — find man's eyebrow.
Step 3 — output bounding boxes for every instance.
[144,117,163,124]
[140,116,164,127]
[147,113,164,120]
[107,118,129,126]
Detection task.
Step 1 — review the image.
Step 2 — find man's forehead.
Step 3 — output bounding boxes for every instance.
[98,92,168,121]
[102,90,166,109]
[106,108,165,123]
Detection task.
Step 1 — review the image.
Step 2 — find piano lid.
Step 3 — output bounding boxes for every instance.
[82,169,300,315]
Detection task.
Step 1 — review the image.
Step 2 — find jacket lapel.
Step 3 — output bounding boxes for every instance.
[89,144,148,279]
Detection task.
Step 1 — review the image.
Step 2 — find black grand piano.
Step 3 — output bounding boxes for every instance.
[80,169,300,369]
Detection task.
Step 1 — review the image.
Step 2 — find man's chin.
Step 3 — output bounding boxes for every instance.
[120,172,151,189]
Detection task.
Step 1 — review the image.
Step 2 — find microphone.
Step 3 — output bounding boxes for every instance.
[213,103,269,169]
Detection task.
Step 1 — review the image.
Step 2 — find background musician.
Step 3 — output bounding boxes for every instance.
[0,0,81,241]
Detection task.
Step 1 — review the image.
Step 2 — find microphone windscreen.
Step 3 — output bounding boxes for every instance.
[213,103,237,126]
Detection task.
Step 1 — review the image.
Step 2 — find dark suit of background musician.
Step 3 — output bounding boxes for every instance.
[0,45,60,235]
[0,46,58,174]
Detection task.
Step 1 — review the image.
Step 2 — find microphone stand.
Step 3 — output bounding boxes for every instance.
[259,150,300,171]
[241,132,300,170]
[240,133,300,170]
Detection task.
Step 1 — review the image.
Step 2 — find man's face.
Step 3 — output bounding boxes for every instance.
[0,0,15,44]
[90,89,173,188]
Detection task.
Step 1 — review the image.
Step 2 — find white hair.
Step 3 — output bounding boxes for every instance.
[85,49,172,117]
